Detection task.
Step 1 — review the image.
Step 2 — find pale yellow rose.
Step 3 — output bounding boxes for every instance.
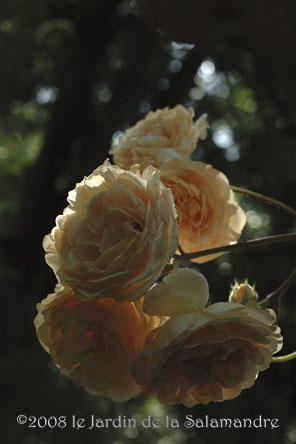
[34,285,162,402]
[109,105,208,169]
[159,157,246,262]
[43,160,178,302]
[134,268,283,407]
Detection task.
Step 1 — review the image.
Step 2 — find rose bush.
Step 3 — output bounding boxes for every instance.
[158,157,246,262]
[34,285,162,402]
[36,104,287,408]
[109,105,208,169]
[43,160,178,302]
[134,268,283,406]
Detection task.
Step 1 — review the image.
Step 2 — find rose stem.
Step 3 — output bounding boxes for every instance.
[272,351,296,364]
[258,267,296,312]
[231,185,296,218]
[177,232,296,261]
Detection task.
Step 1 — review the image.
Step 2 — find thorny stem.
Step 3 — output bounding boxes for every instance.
[272,351,296,363]
[176,232,296,261]
[231,185,296,219]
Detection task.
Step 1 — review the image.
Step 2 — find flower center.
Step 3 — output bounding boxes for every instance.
[131,222,143,232]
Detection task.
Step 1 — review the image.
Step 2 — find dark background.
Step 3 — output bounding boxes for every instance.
[1,1,296,443]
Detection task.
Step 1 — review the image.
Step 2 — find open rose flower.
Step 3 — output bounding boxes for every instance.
[34,285,162,402]
[109,105,208,169]
[158,157,246,262]
[43,160,178,302]
[134,268,283,407]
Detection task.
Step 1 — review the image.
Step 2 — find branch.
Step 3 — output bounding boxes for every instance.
[231,186,296,218]
[177,232,296,261]
[258,267,296,312]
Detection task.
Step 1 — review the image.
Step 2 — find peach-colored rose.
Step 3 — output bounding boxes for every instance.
[43,160,178,302]
[158,157,246,262]
[134,268,283,407]
[109,105,208,169]
[34,285,162,402]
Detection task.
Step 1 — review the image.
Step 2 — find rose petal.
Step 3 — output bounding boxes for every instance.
[144,268,209,316]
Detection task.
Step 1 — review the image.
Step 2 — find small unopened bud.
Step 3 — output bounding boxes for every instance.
[229,279,258,305]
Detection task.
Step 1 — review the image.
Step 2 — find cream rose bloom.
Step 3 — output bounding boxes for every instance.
[134,268,283,407]
[43,160,178,302]
[158,157,246,262]
[109,105,208,169]
[34,285,162,402]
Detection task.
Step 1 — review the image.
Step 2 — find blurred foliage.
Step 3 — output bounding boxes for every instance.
[1,0,296,443]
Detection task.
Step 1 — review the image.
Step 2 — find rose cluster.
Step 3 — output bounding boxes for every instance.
[35,105,283,406]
